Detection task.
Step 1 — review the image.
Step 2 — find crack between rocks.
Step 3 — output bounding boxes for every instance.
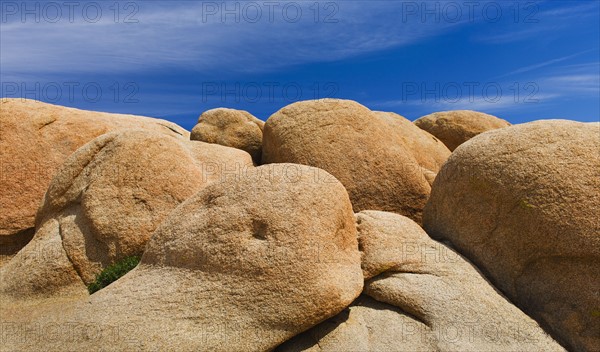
[56,219,87,290]
[364,275,433,328]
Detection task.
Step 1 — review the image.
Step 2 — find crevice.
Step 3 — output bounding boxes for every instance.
[38,118,57,130]
[391,269,440,277]
[160,123,183,136]
[56,219,88,291]
[252,220,268,240]
[0,227,35,258]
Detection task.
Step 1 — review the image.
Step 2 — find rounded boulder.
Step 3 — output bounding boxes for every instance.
[423,120,600,351]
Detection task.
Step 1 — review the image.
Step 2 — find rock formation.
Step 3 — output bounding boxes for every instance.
[0,129,252,301]
[1,100,591,352]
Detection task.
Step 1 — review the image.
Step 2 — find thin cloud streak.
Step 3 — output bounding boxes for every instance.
[369,61,599,116]
[370,93,561,114]
[499,50,595,77]
[474,1,599,44]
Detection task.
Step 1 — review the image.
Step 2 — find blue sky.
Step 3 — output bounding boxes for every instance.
[1,0,599,130]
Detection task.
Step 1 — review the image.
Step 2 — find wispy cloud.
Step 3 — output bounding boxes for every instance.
[540,63,600,95]
[0,1,464,78]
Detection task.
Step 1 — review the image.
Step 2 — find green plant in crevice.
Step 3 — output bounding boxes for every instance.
[87,256,141,294]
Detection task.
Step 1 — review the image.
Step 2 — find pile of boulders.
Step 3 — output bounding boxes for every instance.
[1,98,597,352]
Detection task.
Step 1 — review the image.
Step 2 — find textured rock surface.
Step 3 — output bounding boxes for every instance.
[262,99,450,223]
[191,108,264,163]
[374,111,451,185]
[0,98,190,260]
[423,120,599,352]
[278,211,564,351]
[1,164,363,352]
[0,129,253,301]
[414,110,510,151]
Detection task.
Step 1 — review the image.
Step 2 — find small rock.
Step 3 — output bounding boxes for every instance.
[191,108,264,163]
[414,110,510,151]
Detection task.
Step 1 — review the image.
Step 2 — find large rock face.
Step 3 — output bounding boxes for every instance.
[2,164,363,352]
[0,129,253,301]
[0,98,190,260]
[414,110,510,151]
[262,99,450,223]
[191,108,264,163]
[423,120,600,352]
[279,211,564,351]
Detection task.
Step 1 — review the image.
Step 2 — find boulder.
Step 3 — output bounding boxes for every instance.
[0,129,253,301]
[423,120,600,352]
[1,164,363,351]
[414,110,510,151]
[191,108,264,163]
[0,98,190,261]
[262,99,450,223]
[279,211,564,351]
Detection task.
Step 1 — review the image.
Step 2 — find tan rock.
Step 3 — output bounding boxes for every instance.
[414,110,510,151]
[279,211,564,351]
[0,129,253,301]
[423,120,600,352]
[0,98,190,260]
[262,99,451,223]
[191,108,264,163]
[2,164,363,351]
